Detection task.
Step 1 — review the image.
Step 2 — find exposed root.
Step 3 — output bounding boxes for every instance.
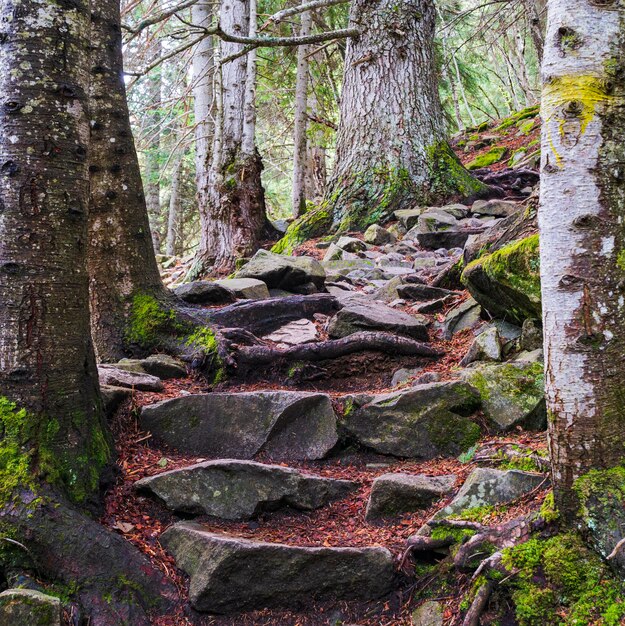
[235,331,444,367]
[474,442,550,472]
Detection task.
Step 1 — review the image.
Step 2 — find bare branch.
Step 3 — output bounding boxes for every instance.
[260,0,350,31]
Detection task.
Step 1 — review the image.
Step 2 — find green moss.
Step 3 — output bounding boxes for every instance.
[495,105,540,132]
[616,250,625,271]
[426,141,488,199]
[501,533,625,626]
[466,146,508,170]
[425,413,481,455]
[185,327,225,384]
[449,504,499,523]
[430,525,476,543]
[574,465,625,521]
[463,234,541,304]
[272,207,332,255]
[126,293,186,350]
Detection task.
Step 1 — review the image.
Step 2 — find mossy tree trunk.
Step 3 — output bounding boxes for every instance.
[540,0,625,520]
[323,0,485,232]
[88,0,171,362]
[189,0,273,279]
[0,1,174,622]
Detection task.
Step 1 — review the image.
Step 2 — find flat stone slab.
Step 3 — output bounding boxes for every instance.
[263,318,318,347]
[141,391,338,461]
[161,522,395,612]
[116,354,187,379]
[341,381,481,459]
[215,278,270,300]
[328,300,429,341]
[98,365,163,392]
[366,473,456,520]
[0,589,61,626]
[135,459,356,520]
[174,281,237,305]
[434,468,547,519]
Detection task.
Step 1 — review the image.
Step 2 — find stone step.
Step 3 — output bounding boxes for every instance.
[140,391,338,461]
[135,459,356,520]
[161,522,395,613]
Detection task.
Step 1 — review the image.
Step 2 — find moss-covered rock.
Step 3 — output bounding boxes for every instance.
[0,589,61,626]
[460,361,546,431]
[466,146,508,170]
[461,235,541,324]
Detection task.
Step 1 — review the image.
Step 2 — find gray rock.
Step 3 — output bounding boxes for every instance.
[414,210,459,233]
[141,391,338,461]
[136,459,355,520]
[364,224,395,245]
[372,276,404,302]
[263,318,318,347]
[366,473,456,520]
[328,300,429,341]
[387,222,407,239]
[412,601,444,626]
[323,243,348,262]
[341,382,481,459]
[520,318,543,351]
[236,249,325,291]
[336,236,367,253]
[98,365,163,392]
[101,385,132,417]
[174,281,236,305]
[459,325,502,366]
[414,297,454,314]
[161,522,395,612]
[438,203,469,219]
[215,278,270,300]
[435,468,547,519]
[117,354,187,379]
[471,199,520,218]
[322,259,376,274]
[397,283,456,302]
[460,361,546,431]
[391,367,423,387]
[394,208,425,229]
[0,589,61,626]
[442,297,482,339]
[416,231,474,251]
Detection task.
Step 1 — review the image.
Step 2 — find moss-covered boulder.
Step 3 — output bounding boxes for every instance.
[0,589,61,626]
[461,235,541,325]
[340,381,481,459]
[466,146,508,170]
[460,361,546,431]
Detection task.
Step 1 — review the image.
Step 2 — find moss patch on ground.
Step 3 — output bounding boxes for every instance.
[466,146,508,170]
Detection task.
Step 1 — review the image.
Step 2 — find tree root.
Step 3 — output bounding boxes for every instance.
[473,442,550,473]
[234,331,444,367]
[1,488,177,626]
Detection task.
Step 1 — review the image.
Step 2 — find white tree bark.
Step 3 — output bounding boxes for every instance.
[540,0,625,518]
[292,5,313,217]
[241,0,258,155]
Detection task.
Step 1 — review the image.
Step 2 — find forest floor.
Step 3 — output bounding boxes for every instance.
[102,110,546,626]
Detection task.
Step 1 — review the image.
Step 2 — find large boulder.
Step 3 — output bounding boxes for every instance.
[135,459,355,520]
[98,365,163,392]
[460,361,546,431]
[328,300,429,341]
[434,468,547,519]
[461,235,541,324]
[161,522,395,612]
[173,281,237,305]
[235,249,326,291]
[141,391,338,461]
[0,589,61,626]
[366,473,456,520]
[341,382,481,459]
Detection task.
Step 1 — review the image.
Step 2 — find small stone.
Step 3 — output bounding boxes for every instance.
[364,224,395,245]
[459,325,502,366]
[391,367,423,386]
[336,236,367,253]
[98,365,163,392]
[471,199,520,218]
[264,318,318,347]
[412,600,444,626]
[520,318,543,351]
[442,297,482,339]
[366,473,456,520]
[174,281,236,305]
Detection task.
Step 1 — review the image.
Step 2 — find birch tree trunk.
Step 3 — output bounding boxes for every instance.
[88,0,168,362]
[292,5,313,217]
[0,2,174,620]
[189,0,272,278]
[540,0,625,519]
[304,92,327,203]
[324,0,485,232]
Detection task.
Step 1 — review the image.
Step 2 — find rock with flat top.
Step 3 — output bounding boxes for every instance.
[141,391,338,461]
[215,278,270,300]
[263,318,318,347]
[98,365,163,392]
[161,522,395,612]
[135,459,355,520]
[174,281,236,305]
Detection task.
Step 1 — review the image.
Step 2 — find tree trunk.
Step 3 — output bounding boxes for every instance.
[88,0,167,362]
[166,151,183,256]
[292,4,313,217]
[0,2,174,621]
[189,0,272,279]
[523,0,547,63]
[304,92,327,203]
[540,0,625,519]
[324,0,485,231]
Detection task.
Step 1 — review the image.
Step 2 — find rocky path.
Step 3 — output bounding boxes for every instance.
[96,155,551,625]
